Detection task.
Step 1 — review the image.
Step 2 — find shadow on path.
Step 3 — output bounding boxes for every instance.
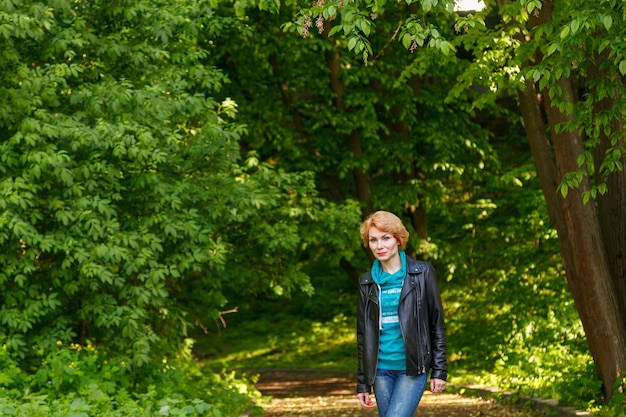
[255,369,546,417]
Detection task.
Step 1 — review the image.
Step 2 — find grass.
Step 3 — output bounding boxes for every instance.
[196,312,356,372]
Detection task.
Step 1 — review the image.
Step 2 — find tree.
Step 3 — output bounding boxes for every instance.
[211,0,496,282]
[0,0,329,366]
[501,0,626,399]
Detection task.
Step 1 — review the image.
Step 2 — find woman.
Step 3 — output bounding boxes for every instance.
[356,211,447,417]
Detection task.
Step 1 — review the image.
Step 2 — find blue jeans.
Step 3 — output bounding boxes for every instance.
[373,369,428,417]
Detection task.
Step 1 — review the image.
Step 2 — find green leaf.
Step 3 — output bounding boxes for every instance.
[361,20,371,37]
[422,0,436,12]
[402,33,412,50]
[348,36,358,51]
[323,5,337,19]
[569,18,581,35]
[440,40,454,56]
[328,24,342,37]
[547,42,558,56]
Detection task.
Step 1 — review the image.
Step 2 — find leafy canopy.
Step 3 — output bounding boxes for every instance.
[0,0,345,367]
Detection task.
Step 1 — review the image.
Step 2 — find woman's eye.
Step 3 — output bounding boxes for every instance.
[383,236,390,241]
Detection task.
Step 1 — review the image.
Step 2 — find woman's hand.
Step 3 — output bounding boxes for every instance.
[357,392,374,407]
[430,378,446,393]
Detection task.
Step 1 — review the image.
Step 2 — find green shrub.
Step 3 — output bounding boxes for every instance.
[597,375,626,417]
[0,341,262,417]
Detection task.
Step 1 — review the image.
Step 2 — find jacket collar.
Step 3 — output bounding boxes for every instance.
[360,271,374,285]
[360,255,427,285]
[406,256,428,274]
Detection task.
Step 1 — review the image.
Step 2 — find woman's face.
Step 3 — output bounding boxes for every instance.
[368,226,399,264]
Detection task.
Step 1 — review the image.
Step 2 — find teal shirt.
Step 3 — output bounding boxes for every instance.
[371,250,407,371]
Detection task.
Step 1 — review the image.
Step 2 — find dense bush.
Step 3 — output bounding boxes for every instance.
[0,342,262,417]
[0,0,360,374]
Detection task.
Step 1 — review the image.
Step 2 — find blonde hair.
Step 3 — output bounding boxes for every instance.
[359,211,409,249]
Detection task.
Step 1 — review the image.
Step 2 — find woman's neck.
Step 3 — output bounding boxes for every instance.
[381,254,402,274]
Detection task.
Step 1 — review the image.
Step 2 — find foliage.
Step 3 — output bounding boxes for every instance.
[599,375,626,417]
[210,0,498,267]
[522,0,626,199]
[0,342,262,417]
[282,0,626,197]
[0,0,356,370]
[453,0,626,199]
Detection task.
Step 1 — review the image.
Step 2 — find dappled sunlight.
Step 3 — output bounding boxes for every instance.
[201,314,357,370]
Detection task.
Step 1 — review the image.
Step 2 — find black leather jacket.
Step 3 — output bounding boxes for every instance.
[356,256,447,393]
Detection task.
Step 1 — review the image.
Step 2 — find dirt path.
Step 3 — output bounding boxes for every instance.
[255,370,545,417]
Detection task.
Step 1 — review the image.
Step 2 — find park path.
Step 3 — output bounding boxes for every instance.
[254,369,545,417]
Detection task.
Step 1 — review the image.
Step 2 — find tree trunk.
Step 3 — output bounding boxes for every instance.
[544,77,626,401]
[588,53,626,316]
[518,0,626,400]
[325,41,375,274]
[326,48,373,218]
